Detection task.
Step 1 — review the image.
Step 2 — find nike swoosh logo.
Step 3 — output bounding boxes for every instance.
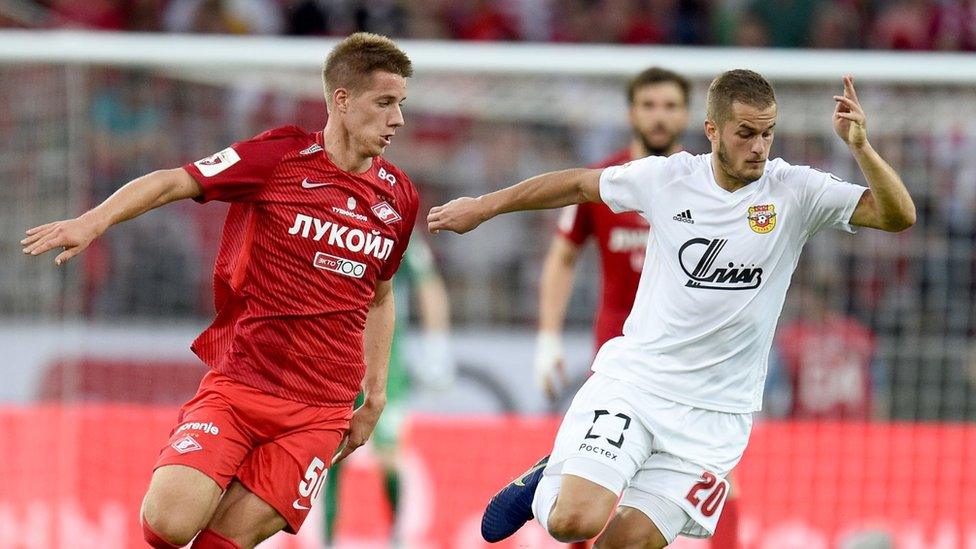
[513,463,546,487]
[301,178,331,189]
[292,499,310,510]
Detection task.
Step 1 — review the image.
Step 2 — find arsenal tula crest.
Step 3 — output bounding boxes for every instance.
[747,204,776,234]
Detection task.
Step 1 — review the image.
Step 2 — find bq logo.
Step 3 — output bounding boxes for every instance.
[314,252,366,279]
[747,204,777,234]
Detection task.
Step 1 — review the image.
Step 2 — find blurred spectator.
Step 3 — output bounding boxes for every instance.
[283,0,331,36]
[766,273,885,420]
[744,0,823,48]
[869,0,939,50]
[809,1,864,49]
[164,0,283,34]
[450,0,520,41]
[50,0,126,29]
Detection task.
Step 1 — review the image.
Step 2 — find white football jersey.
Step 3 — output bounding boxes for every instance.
[595,152,867,413]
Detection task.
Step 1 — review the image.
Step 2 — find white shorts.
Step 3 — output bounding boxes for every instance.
[544,373,752,540]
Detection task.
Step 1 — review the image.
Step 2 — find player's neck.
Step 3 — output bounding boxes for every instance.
[631,140,680,159]
[322,125,374,173]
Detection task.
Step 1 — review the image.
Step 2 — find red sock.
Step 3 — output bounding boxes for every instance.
[191,529,241,549]
[710,497,739,549]
[142,518,181,549]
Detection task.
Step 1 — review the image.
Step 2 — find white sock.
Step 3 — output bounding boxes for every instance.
[531,474,560,534]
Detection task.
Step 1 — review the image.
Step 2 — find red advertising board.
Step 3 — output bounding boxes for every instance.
[2,407,975,548]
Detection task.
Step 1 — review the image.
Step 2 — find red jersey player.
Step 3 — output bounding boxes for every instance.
[535,67,691,399]
[22,33,418,549]
[770,277,880,419]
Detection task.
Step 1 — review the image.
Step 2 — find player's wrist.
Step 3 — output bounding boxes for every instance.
[848,138,872,155]
[536,330,562,349]
[79,209,110,236]
[361,392,387,410]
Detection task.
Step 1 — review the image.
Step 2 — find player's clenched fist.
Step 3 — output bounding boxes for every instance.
[427,196,488,234]
[21,215,104,266]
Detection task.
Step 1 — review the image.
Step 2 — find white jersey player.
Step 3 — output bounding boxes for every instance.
[428,70,915,548]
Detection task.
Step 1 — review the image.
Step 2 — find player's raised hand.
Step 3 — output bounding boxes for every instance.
[833,75,868,148]
[427,197,487,234]
[21,215,103,266]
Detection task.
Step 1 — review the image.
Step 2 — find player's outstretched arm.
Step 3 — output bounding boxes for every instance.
[427,168,602,234]
[833,75,916,232]
[333,279,394,464]
[21,168,203,266]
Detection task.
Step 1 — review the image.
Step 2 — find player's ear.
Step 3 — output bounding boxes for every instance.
[704,119,718,144]
[333,88,349,114]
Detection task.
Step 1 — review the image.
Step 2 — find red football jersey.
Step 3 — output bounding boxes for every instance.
[557,149,650,348]
[183,126,419,406]
[775,314,876,419]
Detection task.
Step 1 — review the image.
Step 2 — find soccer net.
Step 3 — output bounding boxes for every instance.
[2,30,976,547]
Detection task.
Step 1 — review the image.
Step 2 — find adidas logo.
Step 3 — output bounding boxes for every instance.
[673,209,694,224]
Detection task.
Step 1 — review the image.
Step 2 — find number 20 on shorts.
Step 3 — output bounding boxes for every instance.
[684,471,728,517]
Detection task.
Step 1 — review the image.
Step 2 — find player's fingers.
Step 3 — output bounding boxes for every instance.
[21,227,57,247]
[834,112,863,122]
[333,437,366,464]
[54,245,83,266]
[543,377,556,401]
[24,232,65,255]
[844,75,860,101]
[24,221,58,238]
[833,96,860,112]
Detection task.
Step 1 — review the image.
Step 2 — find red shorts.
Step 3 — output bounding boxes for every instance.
[155,371,352,533]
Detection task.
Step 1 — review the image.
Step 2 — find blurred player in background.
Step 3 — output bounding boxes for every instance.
[324,230,455,545]
[22,32,418,549]
[536,67,742,548]
[765,272,883,420]
[536,67,690,400]
[429,71,915,547]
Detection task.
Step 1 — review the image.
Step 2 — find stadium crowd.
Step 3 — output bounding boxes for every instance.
[3,0,976,52]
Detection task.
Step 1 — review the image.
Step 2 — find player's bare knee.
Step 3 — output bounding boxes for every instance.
[547,503,607,542]
[142,508,201,547]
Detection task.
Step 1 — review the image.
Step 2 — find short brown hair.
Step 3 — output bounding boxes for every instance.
[627,67,691,106]
[323,33,413,106]
[706,69,776,125]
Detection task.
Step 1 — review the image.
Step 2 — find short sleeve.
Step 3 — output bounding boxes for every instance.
[599,155,670,214]
[183,127,305,204]
[795,167,868,236]
[379,181,420,281]
[556,203,593,245]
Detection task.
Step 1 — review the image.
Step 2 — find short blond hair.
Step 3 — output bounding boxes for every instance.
[323,33,413,106]
[706,69,776,125]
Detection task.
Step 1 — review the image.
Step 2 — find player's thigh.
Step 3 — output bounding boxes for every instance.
[141,464,223,542]
[204,480,288,549]
[596,505,674,549]
[236,420,348,536]
[546,373,654,498]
